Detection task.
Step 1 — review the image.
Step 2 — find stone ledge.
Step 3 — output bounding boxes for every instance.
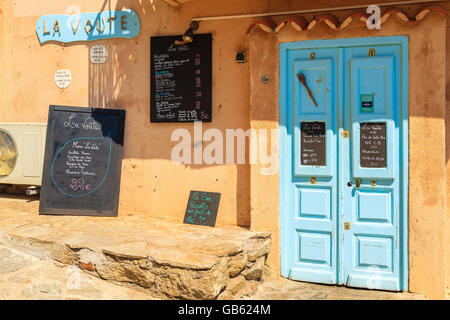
[0,197,271,299]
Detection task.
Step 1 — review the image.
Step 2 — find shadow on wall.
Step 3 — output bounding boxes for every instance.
[86,0,252,226]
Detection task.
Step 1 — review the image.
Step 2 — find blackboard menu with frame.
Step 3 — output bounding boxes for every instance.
[184,191,221,227]
[150,34,212,123]
[300,121,326,166]
[39,105,125,217]
[360,122,387,168]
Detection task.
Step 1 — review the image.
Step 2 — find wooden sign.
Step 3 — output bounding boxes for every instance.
[360,122,386,168]
[150,34,212,122]
[36,10,140,44]
[183,191,220,227]
[301,122,326,166]
[39,105,125,216]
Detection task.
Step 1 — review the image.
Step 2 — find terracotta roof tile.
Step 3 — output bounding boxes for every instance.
[246,5,447,34]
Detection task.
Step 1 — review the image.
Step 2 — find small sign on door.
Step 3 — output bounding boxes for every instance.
[360,94,374,113]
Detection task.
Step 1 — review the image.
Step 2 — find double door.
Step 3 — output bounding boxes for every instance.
[280,37,408,291]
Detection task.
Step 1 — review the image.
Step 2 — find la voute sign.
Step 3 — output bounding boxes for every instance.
[36,9,140,44]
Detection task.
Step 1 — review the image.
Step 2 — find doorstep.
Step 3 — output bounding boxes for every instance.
[0,195,271,300]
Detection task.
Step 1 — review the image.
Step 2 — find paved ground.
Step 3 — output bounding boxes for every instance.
[0,195,427,300]
[249,277,425,300]
[0,244,157,300]
[0,243,424,300]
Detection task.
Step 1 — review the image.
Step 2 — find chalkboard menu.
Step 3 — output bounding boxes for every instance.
[151,34,212,122]
[183,191,221,227]
[301,122,326,166]
[360,122,387,168]
[39,105,125,217]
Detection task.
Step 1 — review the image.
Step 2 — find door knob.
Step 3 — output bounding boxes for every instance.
[347,182,352,187]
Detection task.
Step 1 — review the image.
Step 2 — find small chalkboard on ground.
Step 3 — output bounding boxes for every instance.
[184,191,221,227]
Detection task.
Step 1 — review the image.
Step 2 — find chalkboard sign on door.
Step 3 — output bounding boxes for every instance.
[150,34,212,122]
[184,191,220,227]
[39,105,126,217]
[360,122,387,168]
[300,121,326,166]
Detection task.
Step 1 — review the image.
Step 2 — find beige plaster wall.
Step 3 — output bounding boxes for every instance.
[444,1,450,299]
[249,8,448,299]
[0,0,256,227]
[0,0,449,299]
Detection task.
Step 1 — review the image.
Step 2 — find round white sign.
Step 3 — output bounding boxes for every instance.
[55,69,72,89]
[90,45,108,64]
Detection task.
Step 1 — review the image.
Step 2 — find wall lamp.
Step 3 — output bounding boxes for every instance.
[175,21,200,45]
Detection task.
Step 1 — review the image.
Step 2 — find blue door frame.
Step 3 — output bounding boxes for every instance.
[279,36,409,291]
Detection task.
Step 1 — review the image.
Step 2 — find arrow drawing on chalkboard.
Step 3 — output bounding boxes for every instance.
[50,134,112,197]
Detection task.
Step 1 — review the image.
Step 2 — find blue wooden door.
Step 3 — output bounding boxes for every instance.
[280,37,408,291]
[280,47,339,285]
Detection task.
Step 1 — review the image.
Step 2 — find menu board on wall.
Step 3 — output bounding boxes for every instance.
[300,122,326,166]
[360,122,387,168]
[39,105,125,217]
[150,34,212,122]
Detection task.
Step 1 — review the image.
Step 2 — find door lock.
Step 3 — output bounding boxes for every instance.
[344,222,350,230]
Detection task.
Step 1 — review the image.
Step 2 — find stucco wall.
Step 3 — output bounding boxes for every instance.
[0,0,255,227]
[444,1,450,300]
[249,7,448,299]
[0,0,449,299]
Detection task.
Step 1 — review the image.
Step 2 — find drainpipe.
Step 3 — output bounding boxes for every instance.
[192,0,447,21]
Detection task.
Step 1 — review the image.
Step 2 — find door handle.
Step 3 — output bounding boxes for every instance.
[347,179,361,187]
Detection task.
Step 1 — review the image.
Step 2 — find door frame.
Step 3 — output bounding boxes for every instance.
[279,36,409,291]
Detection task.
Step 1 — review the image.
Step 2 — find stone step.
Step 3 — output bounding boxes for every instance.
[0,244,157,300]
[0,195,271,299]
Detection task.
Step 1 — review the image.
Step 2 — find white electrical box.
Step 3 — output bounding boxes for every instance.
[0,123,47,186]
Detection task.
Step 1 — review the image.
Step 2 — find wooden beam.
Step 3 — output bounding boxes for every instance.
[161,0,180,7]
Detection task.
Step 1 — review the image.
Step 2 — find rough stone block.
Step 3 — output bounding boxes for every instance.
[227,253,247,277]
[242,256,265,281]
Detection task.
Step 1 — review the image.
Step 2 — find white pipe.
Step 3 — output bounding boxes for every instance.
[192,0,447,21]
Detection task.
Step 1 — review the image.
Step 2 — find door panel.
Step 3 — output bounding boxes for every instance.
[341,45,402,290]
[284,48,338,285]
[350,56,395,179]
[280,37,408,291]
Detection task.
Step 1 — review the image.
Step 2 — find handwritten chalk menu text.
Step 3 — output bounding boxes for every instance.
[301,122,326,166]
[39,105,125,217]
[184,191,221,227]
[360,122,387,168]
[151,34,212,122]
